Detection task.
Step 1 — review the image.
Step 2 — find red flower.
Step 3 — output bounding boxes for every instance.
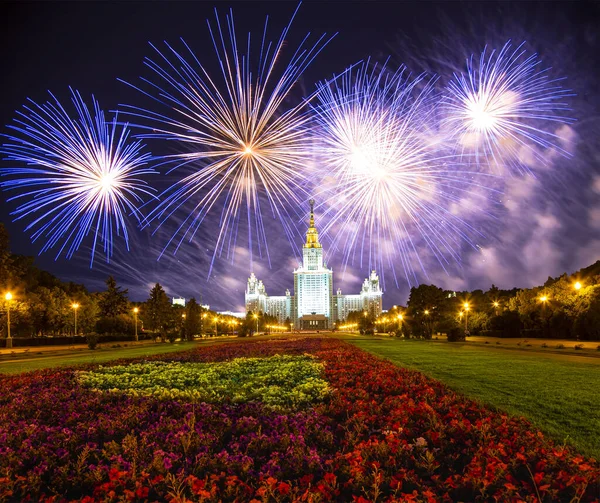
[277,482,291,495]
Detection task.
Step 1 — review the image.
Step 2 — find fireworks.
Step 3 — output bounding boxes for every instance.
[311,62,495,285]
[441,41,573,173]
[0,89,155,265]
[120,6,334,271]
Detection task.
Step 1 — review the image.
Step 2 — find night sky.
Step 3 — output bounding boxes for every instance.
[1,1,599,310]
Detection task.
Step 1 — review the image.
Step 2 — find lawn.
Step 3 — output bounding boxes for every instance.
[346,337,600,460]
[0,341,198,374]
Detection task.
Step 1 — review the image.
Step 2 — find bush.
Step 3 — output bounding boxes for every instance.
[86,333,98,350]
[488,311,522,338]
[95,315,135,336]
[166,331,178,343]
[436,318,464,342]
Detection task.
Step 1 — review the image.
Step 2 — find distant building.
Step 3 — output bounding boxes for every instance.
[334,271,383,321]
[244,200,383,328]
[172,297,185,307]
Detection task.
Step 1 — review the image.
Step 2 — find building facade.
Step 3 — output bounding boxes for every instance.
[244,200,383,328]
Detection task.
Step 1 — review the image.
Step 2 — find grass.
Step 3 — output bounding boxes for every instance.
[0,342,198,374]
[346,337,600,460]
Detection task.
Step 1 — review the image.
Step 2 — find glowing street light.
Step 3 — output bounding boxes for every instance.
[71,303,79,337]
[493,301,500,316]
[133,307,139,341]
[253,313,259,334]
[462,302,470,332]
[539,295,548,303]
[5,292,12,349]
[214,316,219,337]
[574,281,582,291]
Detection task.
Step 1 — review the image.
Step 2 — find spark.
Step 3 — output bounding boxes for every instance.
[311,61,497,286]
[441,41,574,173]
[120,5,334,274]
[0,89,155,265]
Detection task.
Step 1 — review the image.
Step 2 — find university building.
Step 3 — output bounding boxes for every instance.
[245,200,383,329]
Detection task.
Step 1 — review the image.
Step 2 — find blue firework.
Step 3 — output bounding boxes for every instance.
[441,41,574,173]
[0,89,155,265]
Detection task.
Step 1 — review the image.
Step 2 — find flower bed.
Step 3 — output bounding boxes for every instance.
[77,355,330,407]
[0,338,598,502]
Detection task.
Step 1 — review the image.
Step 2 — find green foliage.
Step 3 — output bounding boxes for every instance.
[98,276,129,318]
[95,314,135,336]
[77,355,330,408]
[86,333,98,350]
[435,317,464,342]
[143,283,172,334]
[183,297,201,341]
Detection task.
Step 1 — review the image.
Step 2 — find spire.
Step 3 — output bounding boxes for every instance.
[304,199,321,248]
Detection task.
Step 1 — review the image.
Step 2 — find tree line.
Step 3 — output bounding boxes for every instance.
[0,224,233,341]
[344,260,600,341]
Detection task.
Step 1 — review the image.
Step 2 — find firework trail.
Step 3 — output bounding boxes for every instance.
[0,89,155,265]
[120,5,334,273]
[441,41,574,174]
[311,61,499,286]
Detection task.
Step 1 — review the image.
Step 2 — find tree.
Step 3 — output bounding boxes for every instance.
[98,276,129,318]
[144,283,172,336]
[183,297,201,341]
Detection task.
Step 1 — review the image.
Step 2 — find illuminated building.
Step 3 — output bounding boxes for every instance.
[244,200,383,328]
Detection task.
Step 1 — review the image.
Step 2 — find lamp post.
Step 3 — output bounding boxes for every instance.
[397,314,403,336]
[493,301,500,317]
[5,292,12,349]
[72,303,79,338]
[253,313,259,335]
[214,317,219,337]
[574,281,582,291]
[202,312,207,338]
[133,307,139,342]
[463,302,470,332]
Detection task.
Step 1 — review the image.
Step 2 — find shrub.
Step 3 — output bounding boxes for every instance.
[166,330,178,343]
[556,343,565,349]
[574,344,584,350]
[86,333,98,350]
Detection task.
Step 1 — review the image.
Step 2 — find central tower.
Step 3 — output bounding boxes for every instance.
[293,200,333,328]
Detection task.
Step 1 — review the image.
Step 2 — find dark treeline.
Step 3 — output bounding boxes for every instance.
[0,224,233,343]
[346,261,600,341]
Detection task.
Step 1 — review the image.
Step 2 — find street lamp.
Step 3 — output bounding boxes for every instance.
[214,317,219,337]
[5,292,12,349]
[201,312,208,338]
[72,303,79,338]
[492,301,500,316]
[133,307,139,342]
[574,281,582,291]
[463,302,470,332]
[397,314,403,335]
[253,313,259,334]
